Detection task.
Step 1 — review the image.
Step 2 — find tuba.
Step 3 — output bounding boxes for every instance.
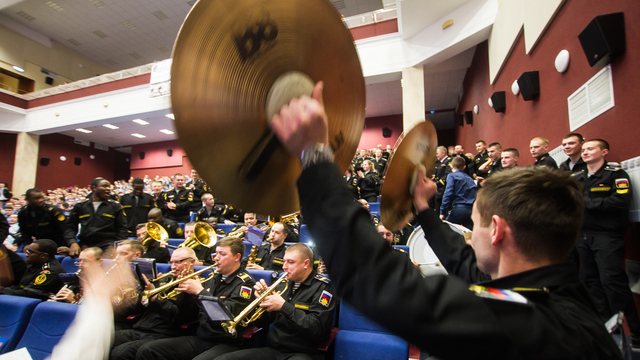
[140,263,217,306]
[141,222,170,249]
[221,272,289,337]
[180,221,217,249]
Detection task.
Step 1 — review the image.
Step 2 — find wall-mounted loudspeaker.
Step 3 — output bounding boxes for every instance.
[45,77,54,85]
[167,149,173,157]
[491,91,506,113]
[74,157,81,166]
[382,127,392,138]
[40,157,50,166]
[457,114,464,126]
[579,12,625,67]
[464,111,473,125]
[139,152,145,160]
[517,71,540,101]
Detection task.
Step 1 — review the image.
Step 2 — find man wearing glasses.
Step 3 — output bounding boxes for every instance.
[0,239,65,300]
[109,247,200,360]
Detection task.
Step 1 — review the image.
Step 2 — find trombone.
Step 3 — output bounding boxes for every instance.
[221,272,289,337]
[180,221,217,249]
[140,263,217,306]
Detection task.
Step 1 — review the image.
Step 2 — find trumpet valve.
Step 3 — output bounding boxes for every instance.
[221,321,237,337]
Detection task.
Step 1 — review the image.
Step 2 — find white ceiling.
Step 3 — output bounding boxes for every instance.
[398,0,474,39]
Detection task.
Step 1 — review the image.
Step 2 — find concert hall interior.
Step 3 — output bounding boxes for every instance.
[1,0,640,359]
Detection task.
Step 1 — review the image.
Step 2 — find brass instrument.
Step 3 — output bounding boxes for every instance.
[317,257,326,275]
[246,245,258,265]
[150,270,175,283]
[140,263,217,306]
[141,222,170,249]
[180,221,216,249]
[278,211,300,225]
[222,272,289,337]
[227,227,246,239]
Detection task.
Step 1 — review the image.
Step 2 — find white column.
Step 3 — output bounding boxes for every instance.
[12,132,39,195]
[401,66,426,132]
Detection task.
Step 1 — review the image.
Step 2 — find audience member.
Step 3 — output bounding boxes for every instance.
[560,133,587,173]
[357,160,378,203]
[163,173,193,223]
[18,188,69,250]
[120,177,156,236]
[440,157,476,230]
[530,137,558,168]
[501,148,519,169]
[473,140,489,180]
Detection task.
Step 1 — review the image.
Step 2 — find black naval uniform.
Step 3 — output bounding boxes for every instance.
[487,159,503,176]
[159,218,183,239]
[572,162,640,334]
[188,180,210,212]
[298,161,621,360]
[142,240,170,264]
[534,153,558,168]
[1,258,65,300]
[345,174,360,200]
[195,205,225,225]
[136,267,255,360]
[110,277,200,360]
[431,156,452,213]
[216,270,337,360]
[17,204,67,247]
[243,242,287,272]
[153,192,165,214]
[351,156,363,172]
[559,157,587,173]
[120,192,156,234]
[64,199,128,249]
[372,157,387,175]
[163,188,193,223]
[473,150,490,179]
[358,171,378,203]
[0,244,27,286]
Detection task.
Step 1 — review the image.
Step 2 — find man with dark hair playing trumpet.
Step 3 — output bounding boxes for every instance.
[216,243,337,360]
[110,247,200,360]
[136,237,255,360]
[244,222,288,272]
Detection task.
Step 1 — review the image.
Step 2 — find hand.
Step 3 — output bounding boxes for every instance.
[224,220,235,225]
[246,264,264,270]
[439,215,445,220]
[239,226,248,233]
[476,176,485,186]
[413,168,437,212]
[167,201,176,210]
[194,260,204,266]
[6,244,17,252]
[52,288,76,303]
[357,170,364,178]
[69,243,81,257]
[142,274,155,291]
[260,293,285,312]
[175,277,203,295]
[270,81,329,157]
[253,279,269,297]
[57,246,70,256]
[188,184,195,190]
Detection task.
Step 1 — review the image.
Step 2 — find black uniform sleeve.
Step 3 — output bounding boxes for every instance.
[17,210,31,246]
[584,170,632,211]
[0,214,8,242]
[3,268,64,300]
[114,205,129,240]
[64,206,81,245]
[278,283,337,341]
[298,162,514,359]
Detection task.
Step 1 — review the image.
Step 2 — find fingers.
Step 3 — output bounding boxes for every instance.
[312,81,324,106]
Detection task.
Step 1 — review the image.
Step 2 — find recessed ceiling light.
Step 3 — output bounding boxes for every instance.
[76,128,92,133]
[103,124,119,129]
[12,66,25,73]
[165,113,175,120]
[159,129,174,135]
[132,119,149,125]
[131,133,146,138]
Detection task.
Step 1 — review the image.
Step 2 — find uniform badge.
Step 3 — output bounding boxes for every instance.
[240,286,252,299]
[176,228,183,235]
[57,214,65,221]
[616,179,629,189]
[34,274,47,285]
[319,290,332,307]
[469,285,529,304]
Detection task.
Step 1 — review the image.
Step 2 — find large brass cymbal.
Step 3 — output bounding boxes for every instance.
[380,122,438,232]
[171,0,365,216]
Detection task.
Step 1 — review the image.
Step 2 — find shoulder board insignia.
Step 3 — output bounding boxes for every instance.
[469,285,529,305]
[319,290,332,307]
[294,303,310,310]
[108,199,117,203]
[571,170,584,177]
[606,164,622,171]
[240,286,252,299]
[122,205,132,208]
[237,272,253,282]
[57,214,65,221]
[34,274,47,285]
[79,214,90,219]
[616,178,630,189]
[314,274,330,283]
[273,258,284,265]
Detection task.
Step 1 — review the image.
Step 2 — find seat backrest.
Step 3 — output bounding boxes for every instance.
[54,255,65,263]
[167,239,183,248]
[299,225,314,245]
[177,223,186,231]
[339,302,392,333]
[246,270,276,287]
[218,224,235,234]
[14,301,79,360]
[16,252,26,262]
[194,265,215,280]
[60,257,79,273]
[242,241,253,257]
[156,263,172,276]
[369,202,380,214]
[190,213,197,222]
[0,295,41,354]
[393,245,410,256]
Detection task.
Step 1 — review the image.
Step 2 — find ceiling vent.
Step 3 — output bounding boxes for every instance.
[16,11,35,21]
[93,30,108,38]
[67,38,81,46]
[152,11,168,20]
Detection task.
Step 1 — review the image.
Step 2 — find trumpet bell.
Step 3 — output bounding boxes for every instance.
[180,222,217,249]
[143,222,170,248]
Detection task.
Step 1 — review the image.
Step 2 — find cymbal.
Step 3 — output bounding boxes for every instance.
[171,0,365,216]
[380,122,438,232]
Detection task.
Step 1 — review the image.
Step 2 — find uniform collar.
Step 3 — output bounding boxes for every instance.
[479,263,579,289]
[218,265,243,284]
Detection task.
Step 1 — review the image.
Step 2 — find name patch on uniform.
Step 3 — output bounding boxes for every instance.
[294,303,309,310]
[616,178,629,189]
[469,285,528,305]
[590,186,611,192]
[319,290,332,307]
[34,274,47,285]
[240,286,252,299]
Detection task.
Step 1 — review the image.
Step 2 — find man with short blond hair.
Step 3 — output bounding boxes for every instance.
[530,137,558,168]
[501,148,519,169]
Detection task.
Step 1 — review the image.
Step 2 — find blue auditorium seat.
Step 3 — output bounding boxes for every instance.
[0,295,41,354]
[368,202,380,214]
[194,265,215,280]
[14,301,79,360]
[298,225,314,245]
[60,257,79,273]
[167,239,183,248]
[177,223,186,232]
[54,255,65,263]
[243,241,253,257]
[393,245,410,256]
[156,263,171,276]
[16,252,26,262]
[246,270,276,287]
[190,213,197,222]
[334,302,409,360]
[217,224,235,234]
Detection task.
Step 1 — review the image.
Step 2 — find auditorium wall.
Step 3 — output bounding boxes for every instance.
[358,114,456,151]
[35,133,130,191]
[0,132,17,186]
[129,140,193,179]
[455,0,640,165]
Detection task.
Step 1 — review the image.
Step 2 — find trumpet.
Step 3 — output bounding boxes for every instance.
[221,272,289,337]
[140,263,217,306]
[150,270,175,283]
[246,245,259,266]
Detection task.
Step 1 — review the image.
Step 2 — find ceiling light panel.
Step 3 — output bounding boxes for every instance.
[88,0,106,8]
[131,133,146,138]
[67,38,82,46]
[132,119,149,125]
[159,129,174,135]
[103,124,119,129]
[76,128,92,133]
[122,20,137,30]
[16,11,35,21]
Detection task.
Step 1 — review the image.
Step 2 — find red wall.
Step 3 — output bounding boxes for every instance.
[0,132,17,186]
[359,114,457,150]
[129,140,194,179]
[36,133,130,190]
[456,0,640,165]
[350,19,399,41]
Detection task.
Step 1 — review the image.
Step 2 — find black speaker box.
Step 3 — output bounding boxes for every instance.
[464,111,473,125]
[167,149,173,157]
[139,152,145,160]
[40,157,50,166]
[45,76,54,85]
[491,91,506,113]
[382,127,392,138]
[517,71,540,101]
[579,12,625,67]
[457,114,464,126]
[74,157,81,165]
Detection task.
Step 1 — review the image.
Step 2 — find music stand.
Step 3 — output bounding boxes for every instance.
[199,295,234,321]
